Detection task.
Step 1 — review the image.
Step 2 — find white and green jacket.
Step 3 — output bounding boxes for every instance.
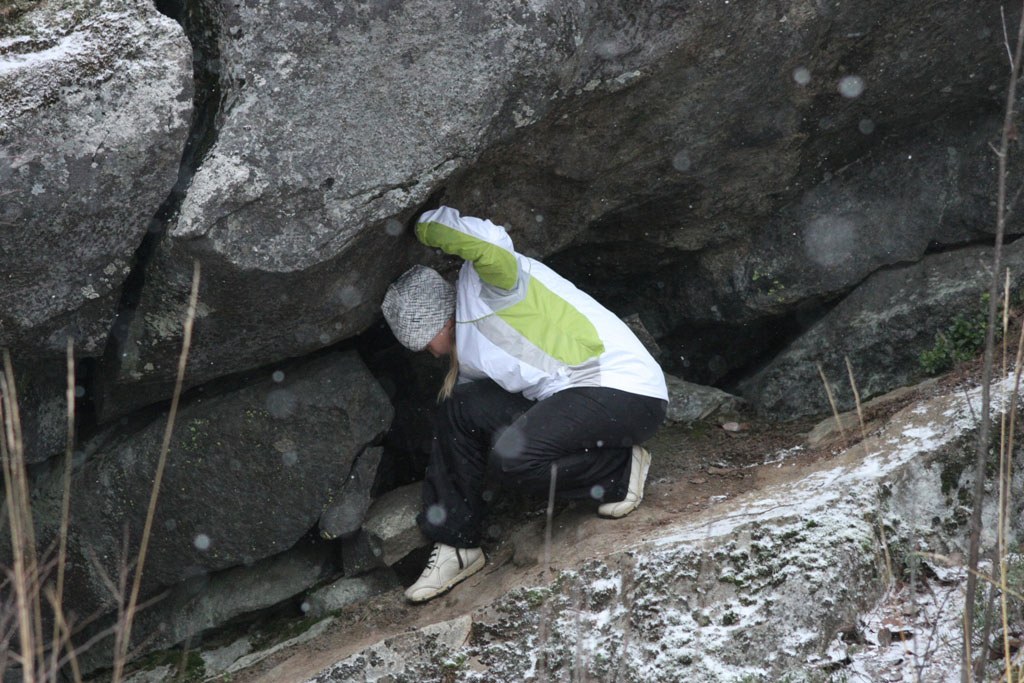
[416,206,669,403]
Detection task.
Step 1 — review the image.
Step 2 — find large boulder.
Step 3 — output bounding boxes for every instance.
[99,0,590,414]
[663,374,744,425]
[653,115,1015,328]
[741,241,1024,419]
[0,0,192,357]
[549,113,1018,384]
[100,1,1014,418]
[22,351,392,622]
[318,446,383,540]
[5,359,72,464]
[457,1,1010,259]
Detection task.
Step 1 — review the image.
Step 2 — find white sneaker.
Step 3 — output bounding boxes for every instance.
[597,445,652,519]
[405,542,485,603]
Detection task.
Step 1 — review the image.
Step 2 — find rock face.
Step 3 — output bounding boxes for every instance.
[6,359,72,464]
[99,0,1015,420]
[311,616,474,683]
[362,483,425,567]
[664,373,744,425]
[302,569,399,620]
[5,0,1024,673]
[25,351,392,622]
[0,0,192,357]
[454,3,1012,260]
[742,241,1024,419]
[319,446,384,540]
[101,0,590,412]
[549,114,1019,386]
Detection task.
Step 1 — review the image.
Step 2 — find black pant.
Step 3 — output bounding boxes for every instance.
[418,380,667,547]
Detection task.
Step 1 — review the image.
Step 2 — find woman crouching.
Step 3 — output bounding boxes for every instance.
[382,206,668,603]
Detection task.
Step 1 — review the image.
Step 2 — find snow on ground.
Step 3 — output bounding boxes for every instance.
[519,374,1022,681]
[839,570,966,683]
[147,373,1022,682]
[643,373,1012,552]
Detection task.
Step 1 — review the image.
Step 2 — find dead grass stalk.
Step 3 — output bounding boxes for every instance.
[965,3,1024,679]
[111,259,201,682]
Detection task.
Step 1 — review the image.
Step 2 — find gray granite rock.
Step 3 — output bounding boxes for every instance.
[11,351,392,624]
[664,374,745,425]
[363,483,427,567]
[101,0,587,413]
[305,377,1021,681]
[0,0,192,357]
[302,569,399,619]
[319,446,383,540]
[340,530,386,577]
[741,241,1024,419]
[79,540,334,674]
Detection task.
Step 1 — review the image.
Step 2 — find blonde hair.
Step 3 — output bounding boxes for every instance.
[437,340,459,403]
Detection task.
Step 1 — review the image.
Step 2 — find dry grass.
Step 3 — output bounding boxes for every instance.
[963,3,1024,680]
[0,260,201,683]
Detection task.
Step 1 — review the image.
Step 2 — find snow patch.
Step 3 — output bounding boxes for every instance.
[0,31,90,76]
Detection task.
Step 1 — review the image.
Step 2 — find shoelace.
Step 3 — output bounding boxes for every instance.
[421,544,441,575]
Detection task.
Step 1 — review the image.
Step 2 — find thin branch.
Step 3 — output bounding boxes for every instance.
[1,353,40,683]
[537,462,559,682]
[1004,5,1015,69]
[112,260,201,682]
[964,3,1024,680]
[817,362,848,446]
[844,355,868,448]
[43,586,82,683]
[51,336,76,673]
[1002,177,1024,220]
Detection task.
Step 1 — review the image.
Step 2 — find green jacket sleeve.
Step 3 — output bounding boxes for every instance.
[415,207,519,290]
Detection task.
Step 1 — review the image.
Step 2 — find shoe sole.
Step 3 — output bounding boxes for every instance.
[598,447,651,519]
[405,553,486,603]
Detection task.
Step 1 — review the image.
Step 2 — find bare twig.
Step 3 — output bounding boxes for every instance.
[965,4,1024,680]
[1004,5,1015,69]
[817,362,848,446]
[961,387,979,426]
[1003,178,1024,220]
[993,279,1024,682]
[544,463,557,576]
[877,517,895,587]
[1,352,43,682]
[50,336,76,678]
[610,571,634,683]
[844,356,869,449]
[537,462,558,682]
[112,259,201,682]
[50,591,167,675]
[43,586,82,683]
[994,270,1017,682]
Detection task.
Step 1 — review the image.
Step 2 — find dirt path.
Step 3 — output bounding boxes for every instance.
[228,378,947,683]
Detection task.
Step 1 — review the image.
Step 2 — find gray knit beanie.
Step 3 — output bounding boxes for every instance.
[381,265,456,351]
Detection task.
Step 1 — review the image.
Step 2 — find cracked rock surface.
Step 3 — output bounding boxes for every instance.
[0,0,192,356]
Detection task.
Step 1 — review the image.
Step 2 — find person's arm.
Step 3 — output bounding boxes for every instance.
[415,206,518,290]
